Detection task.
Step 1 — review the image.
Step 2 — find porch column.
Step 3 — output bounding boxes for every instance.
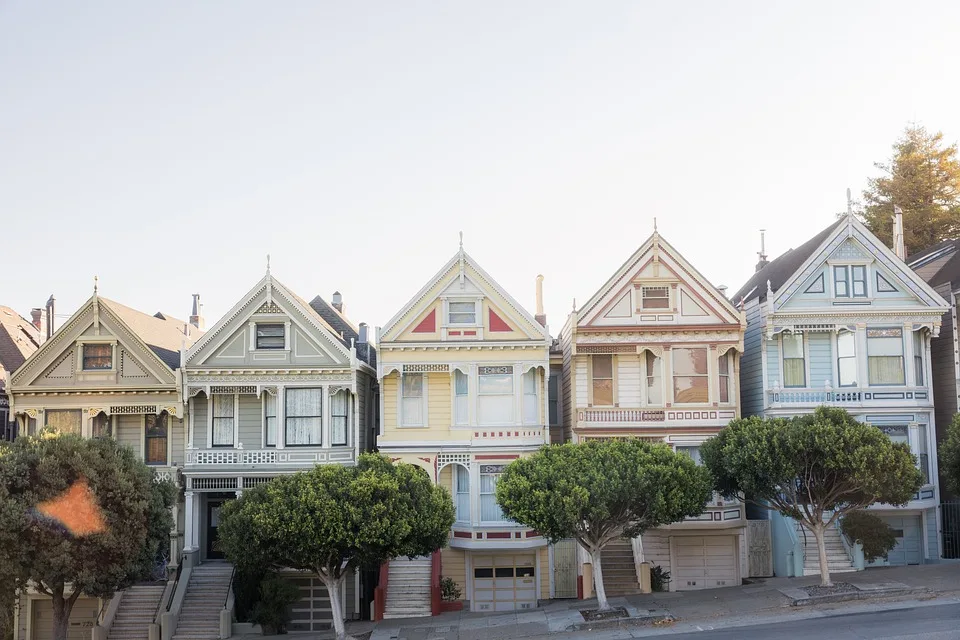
[184,491,196,550]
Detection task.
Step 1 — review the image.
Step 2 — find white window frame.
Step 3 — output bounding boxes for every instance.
[522,369,539,425]
[263,392,278,447]
[478,366,515,426]
[912,330,924,387]
[444,298,480,326]
[144,412,169,466]
[479,465,510,523]
[640,286,670,310]
[832,263,870,299]
[672,347,710,404]
[285,387,323,446]
[643,351,663,407]
[454,464,471,523]
[210,394,238,448]
[718,352,731,404]
[255,323,286,350]
[330,388,350,447]
[400,373,426,427]
[453,369,469,426]
[780,332,807,388]
[836,330,858,387]
[866,327,905,386]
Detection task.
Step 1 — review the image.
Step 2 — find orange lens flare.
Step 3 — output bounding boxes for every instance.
[36,477,107,536]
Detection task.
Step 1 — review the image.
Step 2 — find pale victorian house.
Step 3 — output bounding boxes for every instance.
[174,270,377,636]
[8,290,199,640]
[559,229,749,595]
[735,213,949,576]
[376,242,552,616]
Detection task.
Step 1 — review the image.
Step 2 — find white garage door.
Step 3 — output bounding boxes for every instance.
[880,516,922,566]
[285,575,333,632]
[673,536,738,591]
[472,554,537,612]
[31,597,99,640]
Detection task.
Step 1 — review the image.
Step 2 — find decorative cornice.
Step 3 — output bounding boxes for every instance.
[186,373,352,383]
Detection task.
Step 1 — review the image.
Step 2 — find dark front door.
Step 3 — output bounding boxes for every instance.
[207,501,224,559]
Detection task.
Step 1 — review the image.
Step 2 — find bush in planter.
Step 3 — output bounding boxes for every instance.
[840,511,898,562]
[250,575,301,635]
[650,565,670,592]
[440,576,462,601]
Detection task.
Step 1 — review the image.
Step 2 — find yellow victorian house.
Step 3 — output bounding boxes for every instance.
[376,241,551,616]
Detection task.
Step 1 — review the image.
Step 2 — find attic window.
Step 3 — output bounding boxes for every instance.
[641,287,670,310]
[256,324,285,349]
[82,344,112,370]
[448,301,477,325]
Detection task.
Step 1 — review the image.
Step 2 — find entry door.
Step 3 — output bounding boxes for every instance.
[207,501,224,559]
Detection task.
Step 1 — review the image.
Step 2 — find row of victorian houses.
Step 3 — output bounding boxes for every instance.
[2,211,958,639]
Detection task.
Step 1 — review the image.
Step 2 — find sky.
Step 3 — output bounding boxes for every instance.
[3,1,960,337]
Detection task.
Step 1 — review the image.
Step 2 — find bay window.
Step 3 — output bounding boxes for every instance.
[45,409,82,435]
[478,366,514,424]
[673,347,708,403]
[285,387,322,445]
[591,355,614,406]
[92,412,112,438]
[212,394,235,446]
[913,331,924,385]
[480,465,508,522]
[331,389,349,446]
[454,370,469,425]
[264,393,277,446]
[918,424,930,484]
[401,373,424,427]
[718,354,730,403]
[455,465,470,522]
[523,369,539,424]
[145,413,168,465]
[837,330,857,386]
[782,333,806,387]
[676,445,702,465]
[867,328,905,385]
[645,352,662,405]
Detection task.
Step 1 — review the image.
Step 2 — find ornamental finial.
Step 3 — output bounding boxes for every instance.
[653,217,658,233]
[266,253,271,275]
[459,231,464,252]
[93,275,98,295]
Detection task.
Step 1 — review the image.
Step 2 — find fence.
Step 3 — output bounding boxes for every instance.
[940,502,960,559]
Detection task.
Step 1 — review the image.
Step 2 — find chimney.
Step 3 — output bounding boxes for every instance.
[893,205,906,260]
[332,291,344,314]
[189,294,205,330]
[534,275,546,326]
[358,322,369,344]
[755,229,769,272]
[30,308,47,345]
[718,285,729,297]
[45,295,55,339]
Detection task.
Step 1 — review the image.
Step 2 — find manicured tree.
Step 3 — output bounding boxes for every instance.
[701,407,922,587]
[494,439,712,611]
[840,511,898,562]
[938,413,960,496]
[0,432,162,640]
[216,453,454,640]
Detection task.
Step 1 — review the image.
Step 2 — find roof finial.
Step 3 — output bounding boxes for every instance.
[459,230,463,252]
[572,297,577,312]
[458,231,465,287]
[93,275,98,295]
[846,188,854,218]
[653,217,658,233]
[266,253,271,275]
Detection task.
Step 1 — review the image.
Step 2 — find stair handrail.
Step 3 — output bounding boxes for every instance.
[155,561,184,624]
[832,511,865,570]
[223,565,236,610]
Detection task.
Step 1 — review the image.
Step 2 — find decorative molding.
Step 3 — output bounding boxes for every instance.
[186,374,352,383]
[576,331,741,344]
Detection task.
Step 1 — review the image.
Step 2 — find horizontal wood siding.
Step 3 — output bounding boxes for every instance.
[617,355,642,407]
[932,287,957,498]
[171,417,185,466]
[383,375,398,430]
[356,371,368,454]
[739,301,764,417]
[807,332,833,388]
[765,337,780,390]
[561,328,573,442]
[642,532,671,576]
[442,548,467,600]
[117,414,142,458]
[192,397,208,445]
[428,372,450,429]
[237,395,262,449]
[575,358,588,407]
[539,547,549,600]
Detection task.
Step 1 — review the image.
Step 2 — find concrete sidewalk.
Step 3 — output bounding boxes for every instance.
[359,563,960,640]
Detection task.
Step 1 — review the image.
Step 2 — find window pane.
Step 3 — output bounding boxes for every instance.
[783,358,806,387]
[869,356,905,385]
[286,417,322,445]
[673,377,708,403]
[402,374,423,397]
[454,373,469,425]
[480,474,507,522]
[45,410,82,435]
[834,266,849,297]
[646,352,662,405]
[146,437,167,465]
[673,348,707,375]
[213,394,235,417]
[286,388,322,445]
[146,413,167,437]
[479,374,513,394]
[523,371,539,424]
[868,336,903,356]
[838,357,858,387]
[592,355,613,378]
[837,331,856,357]
[479,396,513,424]
[455,370,468,395]
[782,333,804,358]
[593,379,614,406]
[449,301,475,312]
[145,414,168,465]
[83,344,113,370]
[265,393,277,446]
[719,375,729,403]
[256,324,285,349]
[642,287,670,309]
[402,398,423,425]
[455,466,470,522]
[331,390,348,445]
[677,446,702,465]
[213,395,235,446]
[449,301,476,324]
[913,331,924,385]
[718,355,729,375]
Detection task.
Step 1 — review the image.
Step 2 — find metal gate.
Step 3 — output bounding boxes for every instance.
[941,502,960,559]
[552,539,578,599]
[747,521,773,577]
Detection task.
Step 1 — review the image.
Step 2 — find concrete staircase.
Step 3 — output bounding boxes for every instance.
[172,563,234,640]
[600,539,641,596]
[796,520,856,576]
[383,556,432,619]
[107,583,166,640]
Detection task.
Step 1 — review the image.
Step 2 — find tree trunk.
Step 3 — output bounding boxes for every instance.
[318,573,347,640]
[51,590,71,640]
[590,548,610,611]
[812,523,832,587]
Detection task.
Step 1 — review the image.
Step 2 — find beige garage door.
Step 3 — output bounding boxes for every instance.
[673,536,738,591]
[472,554,537,612]
[31,597,99,640]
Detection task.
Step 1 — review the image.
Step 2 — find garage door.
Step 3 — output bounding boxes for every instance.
[673,536,738,591]
[880,516,922,566]
[472,554,537,612]
[31,597,99,640]
[285,576,333,632]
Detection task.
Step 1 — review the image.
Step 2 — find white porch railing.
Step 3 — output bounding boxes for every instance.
[185,447,355,467]
[767,386,930,407]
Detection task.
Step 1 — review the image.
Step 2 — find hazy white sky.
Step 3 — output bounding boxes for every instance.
[3,1,959,337]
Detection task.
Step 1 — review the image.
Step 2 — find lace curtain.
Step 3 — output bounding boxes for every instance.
[45,410,81,435]
[331,390,348,446]
[264,393,277,446]
[286,388,322,445]
[213,395,235,446]
[455,465,470,522]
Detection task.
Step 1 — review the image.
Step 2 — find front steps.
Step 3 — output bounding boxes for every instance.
[796,521,857,576]
[108,583,166,640]
[172,563,234,640]
[383,556,432,619]
[600,539,641,596]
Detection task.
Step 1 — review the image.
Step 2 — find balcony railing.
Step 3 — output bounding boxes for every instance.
[578,407,736,424]
[767,386,930,407]
[185,447,355,468]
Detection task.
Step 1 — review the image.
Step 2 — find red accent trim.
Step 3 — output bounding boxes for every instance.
[463,330,477,336]
[577,575,584,599]
[374,561,390,621]
[453,530,473,538]
[486,532,512,539]
[449,330,461,336]
[526,530,540,538]
[488,308,512,332]
[413,309,437,333]
[474,454,520,460]
[431,550,442,616]
[578,324,743,333]
[439,600,463,612]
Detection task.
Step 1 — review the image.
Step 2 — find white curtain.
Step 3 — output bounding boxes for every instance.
[523,370,539,424]
[212,395,235,446]
[478,373,513,425]
[646,352,663,405]
[454,370,469,425]
[401,374,423,426]
[868,330,905,385]
[45,410,82,435]
[331,390,349,446]
[286,388,322,445]
[455,465,470,522]
[264,393,277,446]
[480,474,508,522]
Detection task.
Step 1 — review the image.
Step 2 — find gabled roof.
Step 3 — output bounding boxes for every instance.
[308,296,376,367]
[733,218,845,304]
[908,238,960,288]
[99,298,200,369]
[0,307,40,376]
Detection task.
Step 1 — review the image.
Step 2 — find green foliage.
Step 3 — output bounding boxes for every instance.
[440,576,461,601]
[495,439,713,546]
[840,511,898,562]
[857,125,960,254]
[0,432,160,640]
[250,575,300,635]
[938,413,960,497]
[233,566,268,623]
[128,477,176,583]
[650,565,670,592]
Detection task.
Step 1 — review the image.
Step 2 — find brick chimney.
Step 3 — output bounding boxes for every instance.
[30,308,46,345]
[189,294,205,330]
[332,291,344,315]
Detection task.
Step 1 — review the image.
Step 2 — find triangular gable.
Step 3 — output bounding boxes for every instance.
[773,217,948,311]
[578,232,742,327]
[186,273,352,368]
[11,297,177,389]
[380,248,549,343]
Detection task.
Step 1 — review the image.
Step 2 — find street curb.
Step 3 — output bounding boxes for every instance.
[565,611,673,632]
[778,582,930,607]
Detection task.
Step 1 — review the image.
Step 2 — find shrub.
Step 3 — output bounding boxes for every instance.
[250,575,300,635]
[650,565,670,592]
[440,576,462,601]
[233,566,267,623]
[840,511,898,562]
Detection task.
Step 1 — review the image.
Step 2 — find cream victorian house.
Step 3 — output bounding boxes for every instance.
[560,229,750,596]
[376,242,552,616]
